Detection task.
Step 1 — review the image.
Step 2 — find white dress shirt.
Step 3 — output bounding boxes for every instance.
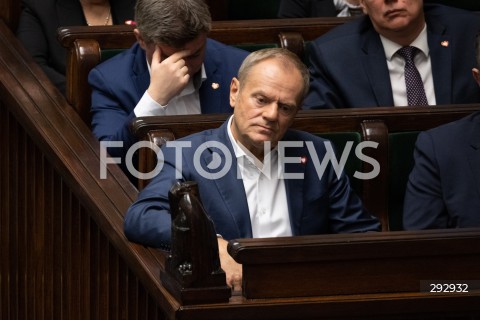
[227,116,292,238]
[380,25,436,107]
[336,0,363,17]
[134,63,206,116]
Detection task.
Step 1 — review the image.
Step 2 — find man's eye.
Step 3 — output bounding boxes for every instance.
[279,104,295,115]
[255,97,266,104]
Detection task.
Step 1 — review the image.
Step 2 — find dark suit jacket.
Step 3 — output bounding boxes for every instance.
[89,39,248,165]
[403,111,480,229]
[277,0,337,18]
[16,0,135,94]
[304,4,480,109]
[124,120,381,249]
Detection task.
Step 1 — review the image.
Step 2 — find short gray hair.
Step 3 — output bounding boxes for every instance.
[134,0,211,47]
[238,48,310,103]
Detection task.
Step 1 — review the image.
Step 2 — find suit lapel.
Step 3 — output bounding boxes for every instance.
[467,113,480,198]
[426,20,451,105]
[282,135,307,235]
[361,30,394,107]
[199,40,223,113]
[131,46,151,99]
[204,122,252,238]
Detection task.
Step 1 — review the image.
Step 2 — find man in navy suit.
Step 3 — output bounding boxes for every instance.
[124,48,381,289]
[89,0,248,177]
[403,34,480,229]
[304,1,480,109]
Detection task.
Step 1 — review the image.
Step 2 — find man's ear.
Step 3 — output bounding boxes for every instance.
[134,29,147,50]
[359,0,367,14]
[229,78,240,109]
[473,68,480,87]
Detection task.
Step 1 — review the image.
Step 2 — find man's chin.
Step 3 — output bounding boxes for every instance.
[254,132,275,142]
[253,138,277,150]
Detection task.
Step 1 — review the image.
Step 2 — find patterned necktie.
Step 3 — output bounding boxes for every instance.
[397,46,429,106]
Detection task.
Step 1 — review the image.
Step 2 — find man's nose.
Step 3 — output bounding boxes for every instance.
[263,103,279,120]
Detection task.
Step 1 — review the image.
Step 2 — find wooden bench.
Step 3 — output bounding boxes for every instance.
[167,228,480,319]
[160,184,480,317]
[156,177,480,315]
[57,17,353,125]
[230,228,480,300]
[130,104,480,231]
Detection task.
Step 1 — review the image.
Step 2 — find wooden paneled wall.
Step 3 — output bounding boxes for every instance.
[0,108,161,319]
[0,19,169,320]
[0,0,20,31]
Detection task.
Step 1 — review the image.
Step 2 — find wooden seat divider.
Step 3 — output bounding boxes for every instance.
[130,104,480,231]
[57,17,353,125]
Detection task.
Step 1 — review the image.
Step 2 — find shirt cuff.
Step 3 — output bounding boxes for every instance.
[133,91,168,117]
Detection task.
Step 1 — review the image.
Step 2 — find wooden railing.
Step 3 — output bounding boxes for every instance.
[0,0,20,30]
[0,19,170,320]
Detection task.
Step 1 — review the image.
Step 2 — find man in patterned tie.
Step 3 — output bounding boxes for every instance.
[303,0,480,109]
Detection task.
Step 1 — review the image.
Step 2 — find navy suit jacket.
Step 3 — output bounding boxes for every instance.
[124,120,381,249]
[304,4,480,109]
[403,111,480,229]
[89,39,248,163]
[17,0,135,94]
[277,0,337,18]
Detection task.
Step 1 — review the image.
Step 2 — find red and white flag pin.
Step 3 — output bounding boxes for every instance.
[441,40,449,47]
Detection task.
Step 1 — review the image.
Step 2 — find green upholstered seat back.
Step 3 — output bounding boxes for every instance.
[315,132,363,196]
[234,43,278,52]
[388,131,419,231]
[303,41,317,66]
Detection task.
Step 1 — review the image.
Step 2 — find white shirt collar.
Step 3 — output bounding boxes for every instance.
[226,115,277,171]
[226,115,291,238]
[381,24,429,61]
